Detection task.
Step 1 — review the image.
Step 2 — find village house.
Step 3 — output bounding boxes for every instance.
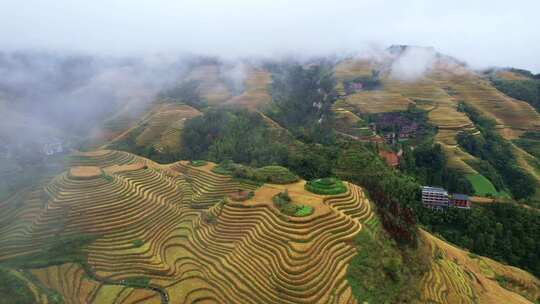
[422,186,471,210]
[372,113,421,144]
[41,138,64,156]
[378,148,401,168]
[350,82,363,92]
[398,122,419,139]
[449,193,471,209]
[384,132,396,144]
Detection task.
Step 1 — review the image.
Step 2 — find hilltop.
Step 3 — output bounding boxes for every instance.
[0,150,538,303]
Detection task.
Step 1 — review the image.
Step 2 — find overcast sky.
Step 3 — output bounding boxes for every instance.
[1,0,538,72]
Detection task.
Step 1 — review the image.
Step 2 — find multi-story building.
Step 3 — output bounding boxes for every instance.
[422,186,471,210]
[421,186,449,209]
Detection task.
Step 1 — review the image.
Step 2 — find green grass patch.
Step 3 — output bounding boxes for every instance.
[294,205,314,217]
[123,276,150,288]
[305,177,347,195]
[465,174,498,197]
[189,160,207,167]
[358,128,374,136]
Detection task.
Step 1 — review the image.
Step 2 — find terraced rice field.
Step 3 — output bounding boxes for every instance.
[225,68,272,111]
[30,263,162,303]
[334,59,374,82]
[333,58,540,174]
[186,64,232,105]
[438,70,540,138]
[419,230,540,304]
[338,67,475,146]
[106,104,201,153]
[345,90,413,113]
[0,150,377,303]
[98,101,152,143]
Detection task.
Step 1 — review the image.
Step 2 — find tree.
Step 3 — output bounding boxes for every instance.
[268,62,338,144]
[158,80,207,109]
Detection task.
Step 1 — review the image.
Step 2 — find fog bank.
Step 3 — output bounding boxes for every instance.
[1,0,539,72]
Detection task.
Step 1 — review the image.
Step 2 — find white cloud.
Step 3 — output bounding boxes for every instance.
[390,47,437,81]
[0,0,539,72]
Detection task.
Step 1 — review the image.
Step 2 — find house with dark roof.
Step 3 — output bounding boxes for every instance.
[449,193,471,209]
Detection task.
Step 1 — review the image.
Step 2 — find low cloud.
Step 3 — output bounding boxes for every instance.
[0,51,192,147]
[389,46,437,81]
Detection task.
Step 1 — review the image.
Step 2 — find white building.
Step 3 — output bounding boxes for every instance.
[422,186,449,209]
[42,138,63,156]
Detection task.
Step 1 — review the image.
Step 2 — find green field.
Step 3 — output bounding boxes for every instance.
[465,174,498,196]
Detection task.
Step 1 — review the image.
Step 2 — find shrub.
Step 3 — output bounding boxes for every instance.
[211,160,236,175]
[272,191,313,217]
[123,276,150,288]
[132,239,144,248]
[305,178,347,195]
[201,211,217,224]
[228,190,254,202]
[281,203,298,216]
[215,162,298,185]
[253,166,298,184]
[318,177,337,186]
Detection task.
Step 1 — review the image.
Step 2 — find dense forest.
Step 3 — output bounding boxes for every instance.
[181,108,289,166]
[267,62,338,144]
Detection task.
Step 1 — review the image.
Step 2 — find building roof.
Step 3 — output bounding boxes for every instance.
[378,150,399,167]
[451,193,470,200]
[422,186,448,194]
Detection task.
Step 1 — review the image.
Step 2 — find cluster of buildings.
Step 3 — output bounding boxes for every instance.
[42,138,64,156]
[421,186,471,210]
[349,82,364,92]
[370,113,420,144]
